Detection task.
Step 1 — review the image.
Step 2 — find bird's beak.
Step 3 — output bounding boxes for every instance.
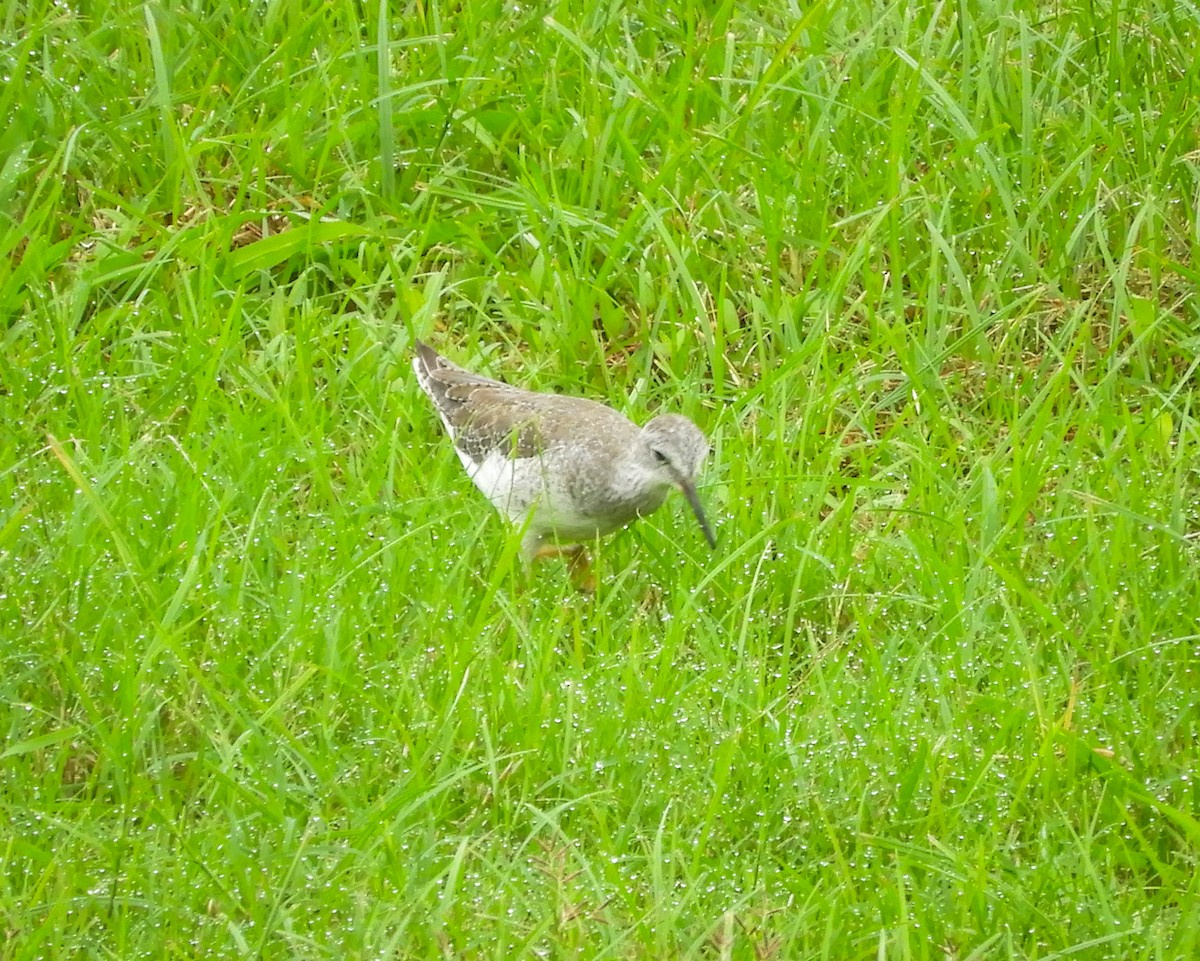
[679,479,717,548]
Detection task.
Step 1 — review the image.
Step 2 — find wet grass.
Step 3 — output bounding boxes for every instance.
[2,0,1199,957]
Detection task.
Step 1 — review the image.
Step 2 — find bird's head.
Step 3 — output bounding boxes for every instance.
[639,414,717,548]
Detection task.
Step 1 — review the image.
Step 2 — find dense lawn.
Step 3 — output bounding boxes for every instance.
[2,0,1198,957]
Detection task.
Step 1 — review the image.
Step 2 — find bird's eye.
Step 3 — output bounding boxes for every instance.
[652,449,669,465]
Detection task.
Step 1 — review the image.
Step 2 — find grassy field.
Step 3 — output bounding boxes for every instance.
[2,0,1199,957]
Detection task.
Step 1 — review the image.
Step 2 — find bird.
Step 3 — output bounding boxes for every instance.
[412,340,716,589]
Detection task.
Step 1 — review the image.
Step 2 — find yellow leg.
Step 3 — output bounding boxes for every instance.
[531,544,596,593]
[565,545,596,594]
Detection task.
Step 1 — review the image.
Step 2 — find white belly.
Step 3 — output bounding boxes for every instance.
[461,448,616,541]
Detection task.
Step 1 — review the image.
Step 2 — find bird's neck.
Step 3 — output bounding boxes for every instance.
[604,451,669,512]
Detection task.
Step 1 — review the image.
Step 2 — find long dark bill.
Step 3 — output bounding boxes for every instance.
[680,479,718,549]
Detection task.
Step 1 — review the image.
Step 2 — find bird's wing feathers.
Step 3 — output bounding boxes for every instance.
[450,388,552,462]
[414,341,618,464]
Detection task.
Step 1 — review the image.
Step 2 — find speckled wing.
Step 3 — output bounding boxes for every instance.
[414,341,554,464]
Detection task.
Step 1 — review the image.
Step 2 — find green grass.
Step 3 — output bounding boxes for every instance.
[2,0,1199,957]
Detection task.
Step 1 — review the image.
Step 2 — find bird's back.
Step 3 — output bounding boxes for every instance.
[413,341,638,466]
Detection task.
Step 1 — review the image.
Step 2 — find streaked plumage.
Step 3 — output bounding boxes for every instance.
[412,341,716,573]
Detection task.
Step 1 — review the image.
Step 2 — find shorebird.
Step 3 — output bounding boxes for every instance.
[412,340,716,589]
